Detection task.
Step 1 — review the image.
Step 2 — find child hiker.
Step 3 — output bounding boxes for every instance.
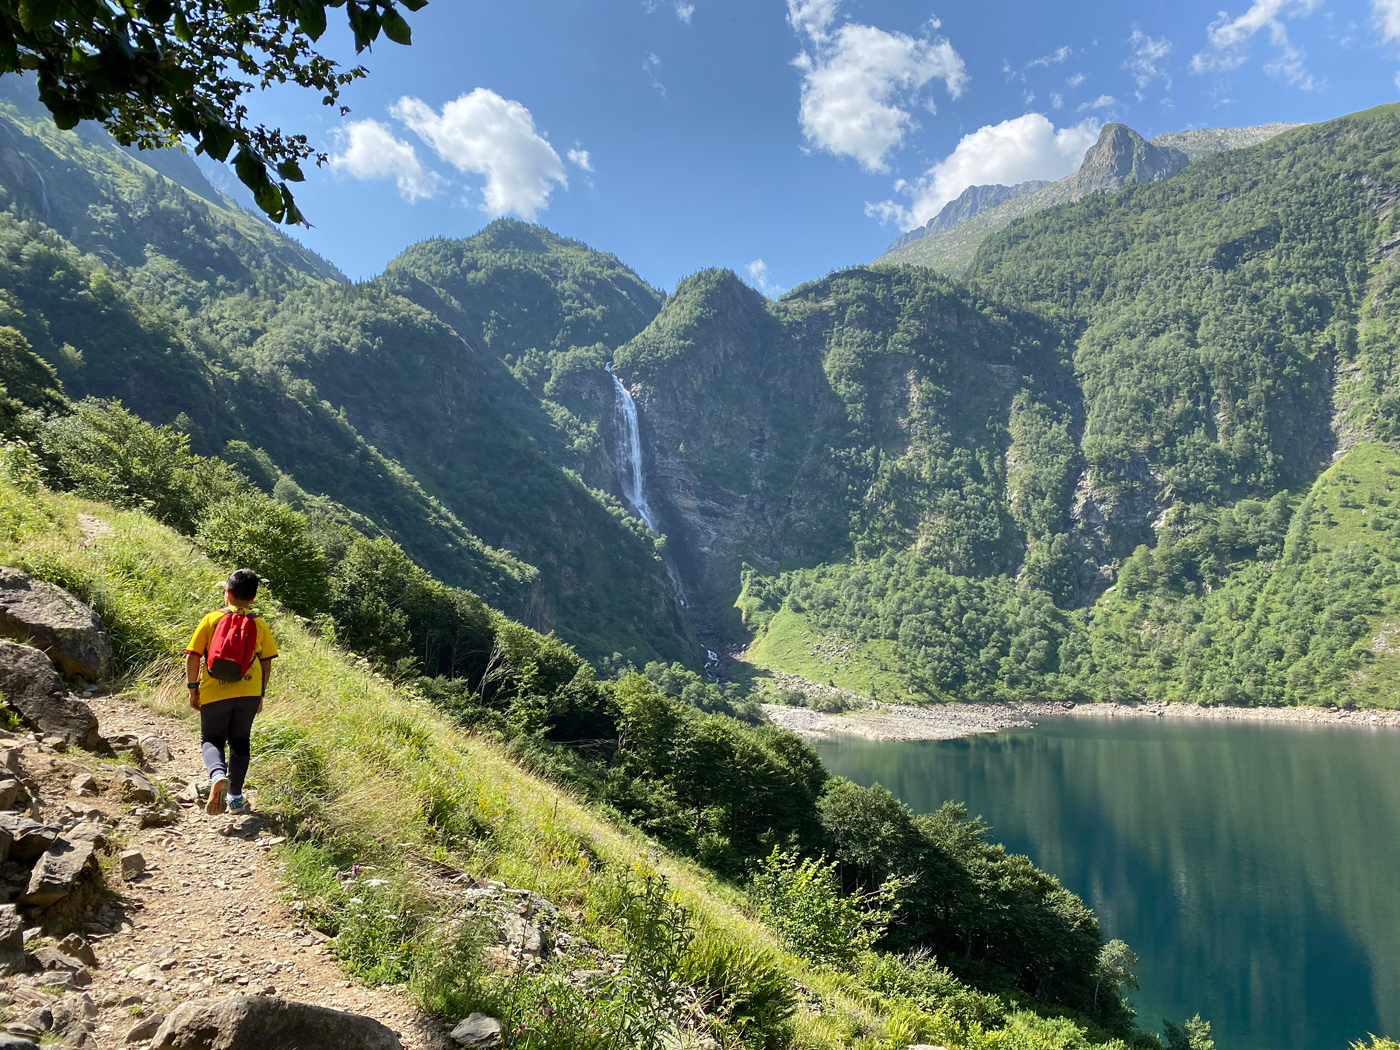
[184,569,278,816]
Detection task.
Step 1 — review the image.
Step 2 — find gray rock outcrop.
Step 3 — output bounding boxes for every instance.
[150,996,404,1050]
[0,568,110,680]
[1072,123,1188,198]
[23,834,96,908]
[0,813,60,863]
[451,1013,503,1048]
[0,641,103,749]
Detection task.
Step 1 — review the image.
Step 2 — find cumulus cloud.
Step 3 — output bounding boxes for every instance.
[1190,0,1323,89]
[866,113,1100,230]
[1126,29,1173,94]
[391,90,567,220]
[331,120,440,202]
[1051,91,1064,108]
[567,148,593,171]
[1029,45,1072,67]
[1375,0,1400,39]
[787,9,968,173]
[675,1,694,22]
[1066,71,1088,87]
[746,259,786,298]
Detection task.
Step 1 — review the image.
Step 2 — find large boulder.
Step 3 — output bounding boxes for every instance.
[0,813,60,863]
[0,569,110,681]
[150,996,403,1050]
[23,835,96,908]
[0,641,102,750]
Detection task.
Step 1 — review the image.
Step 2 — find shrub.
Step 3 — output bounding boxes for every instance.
[196,490,330,616]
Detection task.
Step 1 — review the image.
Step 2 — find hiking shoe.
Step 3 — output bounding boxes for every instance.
[227,795,252,815]
[206,774,229,816]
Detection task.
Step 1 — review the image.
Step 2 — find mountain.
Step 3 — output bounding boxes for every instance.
[884,179,1047,253]
[0,82,692,665]
[877,120,1297,272]
[1,75,1399,713]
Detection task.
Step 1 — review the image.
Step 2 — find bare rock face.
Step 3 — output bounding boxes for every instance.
[0,568,111,681]
[150,996,404,1050]
[23,834,96,908]
[1073,124,1189,198]
[0,641,103,750]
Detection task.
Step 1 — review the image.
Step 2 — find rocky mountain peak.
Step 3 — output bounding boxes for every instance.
[1073,123,1189,198]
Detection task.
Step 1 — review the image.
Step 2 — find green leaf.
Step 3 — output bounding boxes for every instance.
[345,2,381,49]
[398,0,429,11]
[296,0,328,39]
[16,0,61,33]
[225,0,259,15]
[172,9,192,41]
[200,123,237,163]
[276,158,305,182]
[379,7,411,45]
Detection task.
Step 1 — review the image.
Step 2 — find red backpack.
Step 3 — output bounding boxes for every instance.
[206,610,260,682]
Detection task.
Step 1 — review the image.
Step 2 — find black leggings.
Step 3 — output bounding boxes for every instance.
[200,696,260,795]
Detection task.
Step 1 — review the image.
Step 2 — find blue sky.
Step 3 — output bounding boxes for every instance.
[230,0,1400,293]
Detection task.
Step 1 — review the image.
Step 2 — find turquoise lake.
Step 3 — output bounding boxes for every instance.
[811,717,1400,1050]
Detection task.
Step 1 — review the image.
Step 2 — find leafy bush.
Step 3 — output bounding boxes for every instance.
[751,848,909,969]
[196,490,330,616]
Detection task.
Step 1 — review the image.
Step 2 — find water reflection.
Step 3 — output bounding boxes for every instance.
[813,718,1400,1050]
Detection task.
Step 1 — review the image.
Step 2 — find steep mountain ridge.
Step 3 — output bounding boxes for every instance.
[878,120,1297,271]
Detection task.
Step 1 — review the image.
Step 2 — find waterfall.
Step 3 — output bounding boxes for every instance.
[609,366,660,532]
[608,365,690,609]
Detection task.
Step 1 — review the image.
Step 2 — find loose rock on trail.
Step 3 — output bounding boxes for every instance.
[0,690,456,1050]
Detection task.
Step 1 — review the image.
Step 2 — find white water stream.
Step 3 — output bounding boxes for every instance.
[609,367,660,533]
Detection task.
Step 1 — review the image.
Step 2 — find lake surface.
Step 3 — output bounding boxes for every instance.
[812,717,1400,1050]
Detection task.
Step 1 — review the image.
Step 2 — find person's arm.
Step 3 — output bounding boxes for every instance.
[258,657,273,713]
[184,651,202,711]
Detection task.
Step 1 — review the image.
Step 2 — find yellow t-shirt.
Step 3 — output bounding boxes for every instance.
[185,607,278,705]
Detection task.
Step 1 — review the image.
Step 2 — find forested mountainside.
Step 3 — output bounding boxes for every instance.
[1,69,1399,711]
[589,102,1400,710]
[0,82,691,665]
[877,121,1296,273]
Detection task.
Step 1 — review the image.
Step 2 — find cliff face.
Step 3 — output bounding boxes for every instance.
[605,268,1079,640]
[1072,124,1189,197]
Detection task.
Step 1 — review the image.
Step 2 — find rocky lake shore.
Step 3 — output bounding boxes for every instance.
[762,697,1400,742]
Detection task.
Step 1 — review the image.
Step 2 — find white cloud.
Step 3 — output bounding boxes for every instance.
[789,16,968,173]
[643,52,667,96]
[1078,93,1121,113]
[866,113,1100,231]
[1126,29,1173,92]
[1377,0,1400,40]
[331,120,440,202]
[1190,0,1323,89]
[567,148,593,171]
[746,259,786,298]
[675,1,694,22]
[391,90,567,220]
[786,0,842,42]
[1051,91,1064,108]
[1029,45,1072,67]
[1066,71,1088,87]
[1024,90,1037,104]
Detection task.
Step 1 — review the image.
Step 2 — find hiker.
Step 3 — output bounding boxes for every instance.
[184,569,278,816]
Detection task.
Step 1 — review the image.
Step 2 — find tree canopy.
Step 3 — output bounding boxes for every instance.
[0,0,426,223]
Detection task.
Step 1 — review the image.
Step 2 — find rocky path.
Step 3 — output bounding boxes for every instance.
[0,692,455,1050]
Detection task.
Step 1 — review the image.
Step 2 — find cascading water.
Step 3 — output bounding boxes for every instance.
[609,366,660,533]
[607,364,692,611]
